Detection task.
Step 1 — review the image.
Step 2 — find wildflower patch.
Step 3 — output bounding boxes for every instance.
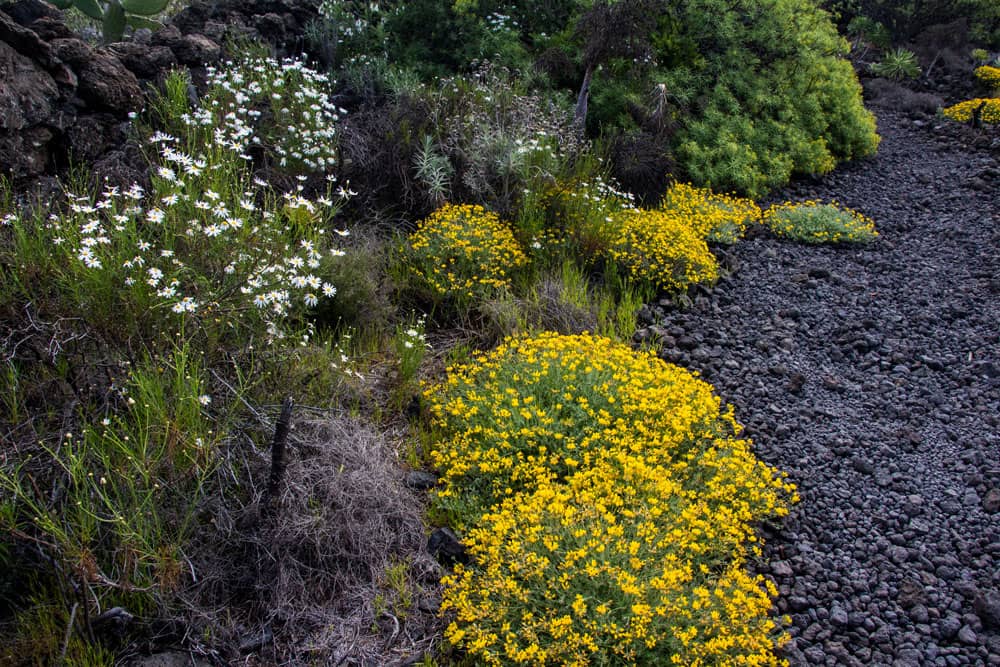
[974,65,1000,89]
[425,332,796,665]
[660,182,762,244]
[942,97,1000,125]
[609,208,719,293]
[407,203,527,302]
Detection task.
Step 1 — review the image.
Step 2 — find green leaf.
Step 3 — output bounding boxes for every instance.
[125,14,162,30]
[102,0,126,43]
[72,0,106,21]
[120,0,170,16]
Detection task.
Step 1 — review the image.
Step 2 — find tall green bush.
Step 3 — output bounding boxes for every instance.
[661,0,880,196]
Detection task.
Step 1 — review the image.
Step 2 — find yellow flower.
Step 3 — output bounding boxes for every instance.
[407,203,527,301]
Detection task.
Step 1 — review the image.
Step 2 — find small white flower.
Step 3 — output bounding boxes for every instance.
[171,296,198,313]
[198,394,211,406]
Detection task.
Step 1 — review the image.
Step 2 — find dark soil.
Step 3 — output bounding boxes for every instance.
[638,110,1000,665]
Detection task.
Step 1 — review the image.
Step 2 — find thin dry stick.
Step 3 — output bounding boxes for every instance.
[264,397,294,512]
[59,602,78,665]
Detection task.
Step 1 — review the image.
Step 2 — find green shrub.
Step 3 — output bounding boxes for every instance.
[663,0,880,197]
[847,15,893,51]
[827,0,1000,48]
[764,201,879,244]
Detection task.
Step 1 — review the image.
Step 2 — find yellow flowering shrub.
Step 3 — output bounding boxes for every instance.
[443,458,790,666]
[407,203,528,301]
[660,183,762,244]
[763,201,878,244]
[942,98,1000,125]
[425,332,797,665]
[974,65,1000,89]
[608,209,719,293]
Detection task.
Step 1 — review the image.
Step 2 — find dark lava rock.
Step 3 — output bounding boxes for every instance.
[983,488,1000,514]
[76,49,142,114]
[427,527,467,566]
[404,470,438,491]
[975,590,1000,630]
[653,109,1000,665]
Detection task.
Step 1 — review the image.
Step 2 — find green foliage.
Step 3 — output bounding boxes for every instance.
[764,201,879,244]
[2,591,117,666]
[847,15,892,50]
[49,0,169,43]
[664,0,880,197]
[869,48,922,80]
[828,0,1000,47]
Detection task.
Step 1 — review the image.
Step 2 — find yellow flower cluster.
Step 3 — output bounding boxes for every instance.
[974,65,1000,89]
[660,182,762,244]
[942,98,1000,125]
[426,332,797,665]
[763,201,878,244]
[407,203,528,300]
[608,209,719,292]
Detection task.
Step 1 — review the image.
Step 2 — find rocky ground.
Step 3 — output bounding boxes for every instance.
[637,110,1000,665]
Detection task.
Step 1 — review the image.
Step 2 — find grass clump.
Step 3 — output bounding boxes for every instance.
[406,203,528,305]
[659,182,761,245]
[608,209,719,294]
[763,201,878,244]
[424,332,796,665]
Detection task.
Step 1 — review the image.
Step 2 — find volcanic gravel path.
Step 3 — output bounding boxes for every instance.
[638,110,1000,665]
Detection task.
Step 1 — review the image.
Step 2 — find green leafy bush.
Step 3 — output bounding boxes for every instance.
[764,201,879,244]
[826,0,1000,48]
[664,0,880,197]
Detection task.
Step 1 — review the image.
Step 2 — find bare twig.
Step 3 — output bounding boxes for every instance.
[58,602,78,664]
[264,397,294,512]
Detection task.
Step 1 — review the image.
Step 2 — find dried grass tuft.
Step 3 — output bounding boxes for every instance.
[182,413,442,665]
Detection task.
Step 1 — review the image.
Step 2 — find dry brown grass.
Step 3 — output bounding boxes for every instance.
[179,413,442,665]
